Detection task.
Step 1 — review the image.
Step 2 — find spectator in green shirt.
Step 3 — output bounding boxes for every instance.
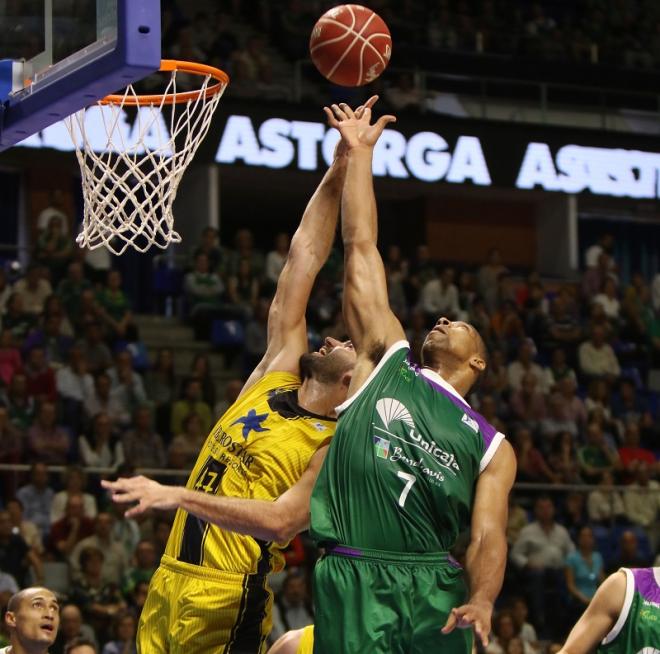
[96,271,133,340]
[170,378,212,437]
[578,422,620,483]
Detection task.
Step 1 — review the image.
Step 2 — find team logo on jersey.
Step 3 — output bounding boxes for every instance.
[373,436,391,459]
[231,409,269,440]
[374,398,460,474]
[636,649,660,654]
[376,398,415,430]
[461,413,479,433]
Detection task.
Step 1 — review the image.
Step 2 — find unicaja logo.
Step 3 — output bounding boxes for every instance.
[376,398,415,431]
[637,649,660,654]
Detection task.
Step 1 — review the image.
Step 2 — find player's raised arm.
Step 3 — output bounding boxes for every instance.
[239,99,378,396]
[102,446,327,542]
[442,440,516,647]
[325,103,405,371]
[557,570,628,654]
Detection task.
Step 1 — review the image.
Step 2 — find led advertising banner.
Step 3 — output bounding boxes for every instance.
[14,100,660,200]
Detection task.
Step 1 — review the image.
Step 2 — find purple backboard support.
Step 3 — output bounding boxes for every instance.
[0,0,161,152]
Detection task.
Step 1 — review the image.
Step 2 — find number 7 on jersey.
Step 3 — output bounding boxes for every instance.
[396,471,416,508]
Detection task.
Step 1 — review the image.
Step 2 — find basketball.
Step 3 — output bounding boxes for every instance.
[309,4,392,87]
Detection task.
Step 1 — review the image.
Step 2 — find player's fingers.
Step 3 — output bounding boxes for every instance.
[441,609,458,634]
[473,620,488,646]
[331,103,347,120]
[376,115,396,130]
[323,106,339,127]
[339,102,355,118]
[364,94,379,109]
[125,499,148,519]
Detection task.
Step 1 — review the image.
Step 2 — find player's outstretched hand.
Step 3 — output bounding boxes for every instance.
[325,99,395,151]
[332,95,381,159]
[101,475,180,518]
[441,601,492,647]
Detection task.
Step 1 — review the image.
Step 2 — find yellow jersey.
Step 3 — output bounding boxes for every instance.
[165,371,336,576]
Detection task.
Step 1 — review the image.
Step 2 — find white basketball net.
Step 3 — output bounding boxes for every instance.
[65,67,226,255]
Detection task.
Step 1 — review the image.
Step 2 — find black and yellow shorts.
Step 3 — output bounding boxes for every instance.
[138,555,273,654]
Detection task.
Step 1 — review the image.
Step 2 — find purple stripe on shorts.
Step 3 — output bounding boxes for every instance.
[447,554,463,569]
[329,545,363,558]
[632,568,660,603]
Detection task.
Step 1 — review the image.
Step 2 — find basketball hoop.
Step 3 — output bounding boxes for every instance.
[65,60,228,255]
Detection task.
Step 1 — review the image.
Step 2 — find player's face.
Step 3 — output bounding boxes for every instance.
[317,337,356,366]
[421,317,480,366]
[7,589,60,646]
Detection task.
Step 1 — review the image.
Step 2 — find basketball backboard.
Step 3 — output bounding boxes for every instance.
[0,0,161,151]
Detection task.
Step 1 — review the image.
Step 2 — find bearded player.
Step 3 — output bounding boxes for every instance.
[288,102,517,654]
[102,101,387,654]
[558,567,660,654]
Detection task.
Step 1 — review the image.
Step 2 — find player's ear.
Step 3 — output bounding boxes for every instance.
[341,371,352,388]
[5,611,16,628]
[469,355,486,374]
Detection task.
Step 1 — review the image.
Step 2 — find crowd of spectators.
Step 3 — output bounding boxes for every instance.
[0,187,659,651]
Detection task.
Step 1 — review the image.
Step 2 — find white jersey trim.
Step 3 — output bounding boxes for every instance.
[335,340,409,415]
[420,368,469,406]
[479,431,506,473]
[602,568,635,645]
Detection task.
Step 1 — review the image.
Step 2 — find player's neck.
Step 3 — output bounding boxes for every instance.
[7,639,49,654]
[298,378,340,418]
[427,364,472,399]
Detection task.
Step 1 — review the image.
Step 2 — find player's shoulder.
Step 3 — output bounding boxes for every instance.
[239,370,301,402]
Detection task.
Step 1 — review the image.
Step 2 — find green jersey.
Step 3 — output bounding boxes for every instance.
[311,341,505,553]
[598,568,660,654]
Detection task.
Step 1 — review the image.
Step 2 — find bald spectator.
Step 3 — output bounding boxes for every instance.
[49,494,95,558]
[65,638,98,654]
[121,406,166,468]
[556,376,587,425]
[52,604,98,654]
[508,339,551,393]
[17,463,55,539]
[27,401,71,464]
[70,513,127,584]
[51,466,98,523]
[578,325,621,381]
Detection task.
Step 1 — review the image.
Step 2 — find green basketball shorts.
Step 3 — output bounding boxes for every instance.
[312,545,473,654]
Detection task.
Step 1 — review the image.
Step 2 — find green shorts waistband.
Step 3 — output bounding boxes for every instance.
[325,544,462,567]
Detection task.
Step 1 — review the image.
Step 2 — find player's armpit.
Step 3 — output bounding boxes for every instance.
[558,571,627,654]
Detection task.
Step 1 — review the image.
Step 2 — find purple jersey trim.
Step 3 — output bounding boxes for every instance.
[416,364,500,456]
[632,567,660,603]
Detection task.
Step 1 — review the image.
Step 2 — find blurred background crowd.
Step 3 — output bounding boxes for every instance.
[0,1,659,653]
[0,203,658,652]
